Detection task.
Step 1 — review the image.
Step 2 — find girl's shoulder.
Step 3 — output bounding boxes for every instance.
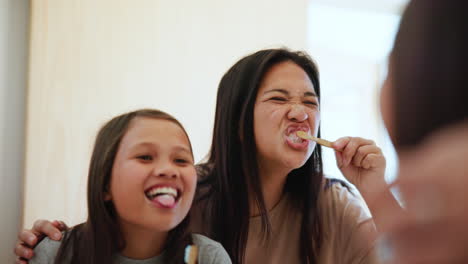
[30,233,65,264]
[191,234,232,264]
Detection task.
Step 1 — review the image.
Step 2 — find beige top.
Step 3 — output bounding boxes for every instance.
[193,182,379,264]
[246,183,378,264]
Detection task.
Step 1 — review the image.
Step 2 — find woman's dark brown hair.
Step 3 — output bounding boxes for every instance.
[197,49,325,264]
[391,0,468,148]
[54,109,193,264]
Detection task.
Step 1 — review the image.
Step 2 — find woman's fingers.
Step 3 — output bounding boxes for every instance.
[32,219,63,241]
[14,242,34,260]
[334,137,377,168]
[352,144,381,168]
[361,153,385,169]
[15,257,28,264]
[18,229,37,247]
[14,219,67,260]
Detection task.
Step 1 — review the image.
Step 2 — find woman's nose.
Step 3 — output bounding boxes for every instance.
[287,104,308,122]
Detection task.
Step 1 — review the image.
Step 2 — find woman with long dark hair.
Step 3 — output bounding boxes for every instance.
[191,49,398,263]
[16,50,398,264]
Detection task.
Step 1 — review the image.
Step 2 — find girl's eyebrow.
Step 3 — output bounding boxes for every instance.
[173,145,192,155]
[263,88,317,97]
[129,142,154,149]
[172,145,195,161]
[131,142,191,154]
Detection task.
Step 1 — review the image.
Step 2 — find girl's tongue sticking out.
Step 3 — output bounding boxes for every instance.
[155,194,176,208]
[145,186,179,209]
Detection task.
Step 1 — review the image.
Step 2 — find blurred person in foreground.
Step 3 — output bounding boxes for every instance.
[378,0,468,262]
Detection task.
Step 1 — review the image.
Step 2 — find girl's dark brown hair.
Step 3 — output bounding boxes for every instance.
[391,0,468,149]
[54,109,193,264]
[197,48,325,264]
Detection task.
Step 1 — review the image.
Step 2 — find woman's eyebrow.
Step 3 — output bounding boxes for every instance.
[263,89,317,98]
[263,88,289,95]
[304,91,317,97]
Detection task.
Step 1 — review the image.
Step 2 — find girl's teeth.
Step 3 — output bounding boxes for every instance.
[148,187,177,196]
[145,187,178,200]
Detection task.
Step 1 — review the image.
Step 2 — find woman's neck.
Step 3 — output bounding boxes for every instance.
[118,220,168,260]
[250,161,290,216]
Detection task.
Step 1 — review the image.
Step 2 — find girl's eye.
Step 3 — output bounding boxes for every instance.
[174,158,192,166]
[137,155,153,161]
[174,158,189,165]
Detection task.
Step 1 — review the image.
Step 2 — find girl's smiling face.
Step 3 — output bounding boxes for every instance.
[107,117,197,233]
[254,60,320,172]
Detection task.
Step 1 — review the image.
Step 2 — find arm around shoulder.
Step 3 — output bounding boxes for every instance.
[29,237,62,264]
[192,234,232,264]
[199,244,232,264]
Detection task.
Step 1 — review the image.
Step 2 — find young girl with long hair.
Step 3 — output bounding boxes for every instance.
[29,109,231,264]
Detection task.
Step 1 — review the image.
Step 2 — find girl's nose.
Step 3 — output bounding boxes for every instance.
[153,163,179,179]
[287,104,308,122]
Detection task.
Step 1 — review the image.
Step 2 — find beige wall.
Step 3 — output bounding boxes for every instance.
[0,0,29,261]
[23,0,308,228]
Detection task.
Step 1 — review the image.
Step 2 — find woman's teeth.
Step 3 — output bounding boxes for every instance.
[287,132,304,143]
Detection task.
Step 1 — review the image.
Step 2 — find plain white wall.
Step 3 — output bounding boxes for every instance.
[0,0,29,261]
[308,3,402,182]
[23,0,308,228]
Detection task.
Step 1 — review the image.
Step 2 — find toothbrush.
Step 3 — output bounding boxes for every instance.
[296,131,339,151]
[184,245,198,264]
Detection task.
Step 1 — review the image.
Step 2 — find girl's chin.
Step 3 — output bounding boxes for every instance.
[140,221,181,233]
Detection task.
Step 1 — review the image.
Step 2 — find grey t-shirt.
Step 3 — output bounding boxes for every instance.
[30,233,231,264]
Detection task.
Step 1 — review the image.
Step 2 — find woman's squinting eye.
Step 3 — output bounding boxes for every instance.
[304,100,318,106]
[137,155,153,161]
[269,97,287,102]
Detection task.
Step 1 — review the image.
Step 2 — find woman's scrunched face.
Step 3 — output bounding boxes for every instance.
[254,61,320,172]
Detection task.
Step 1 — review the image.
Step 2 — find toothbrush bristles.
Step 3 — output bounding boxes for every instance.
[184,245,198,264]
